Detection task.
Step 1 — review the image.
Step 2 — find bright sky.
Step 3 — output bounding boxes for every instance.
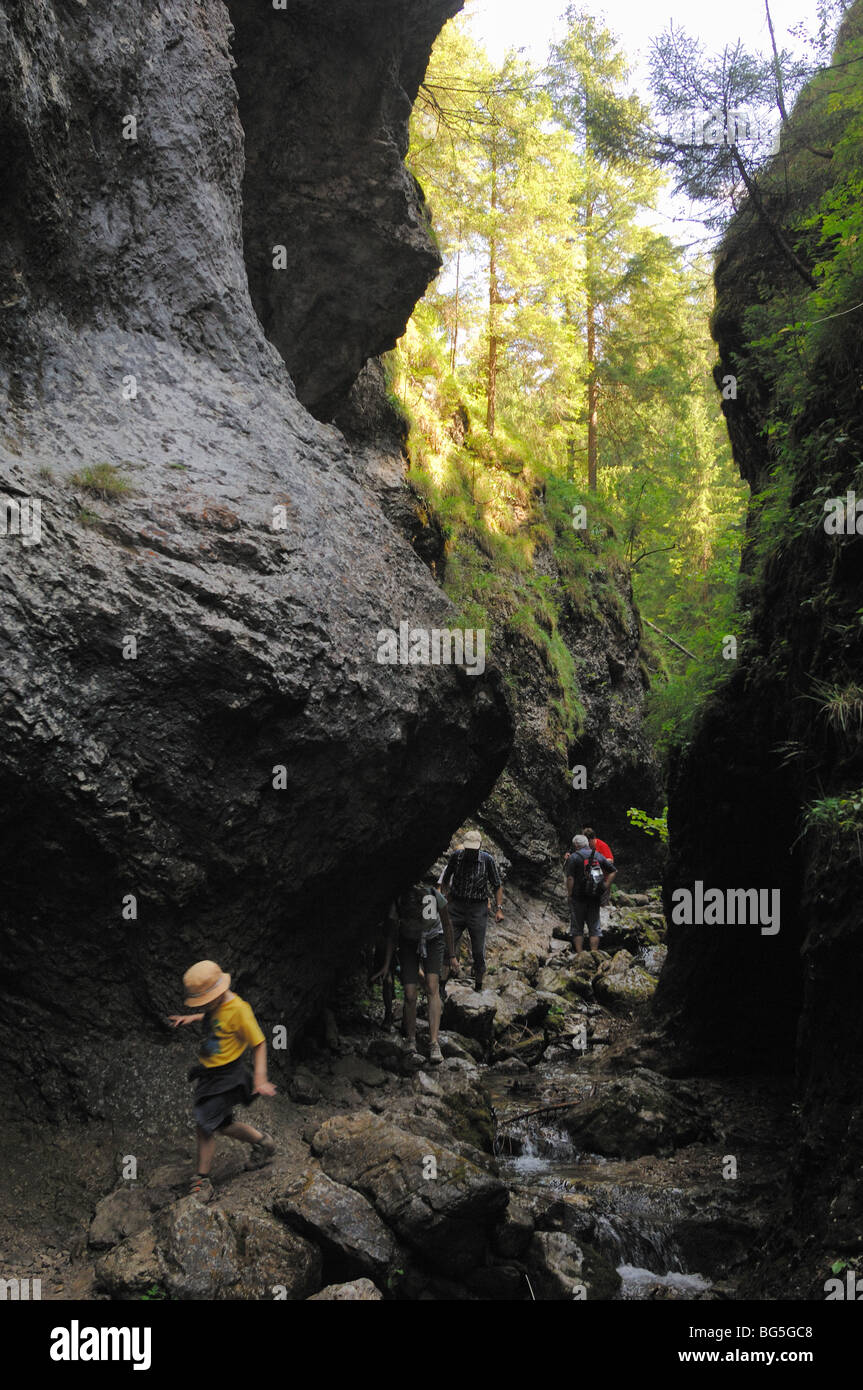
[465,0,827,247]
[466,0,820,74]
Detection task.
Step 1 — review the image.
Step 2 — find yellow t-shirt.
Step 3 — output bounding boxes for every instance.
[198,994,265,1068]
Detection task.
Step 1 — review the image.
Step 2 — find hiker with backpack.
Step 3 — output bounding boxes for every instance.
[372,882,457,1065]
[583,826,614,927]
[440,830,502,993]
[565,833,617,953]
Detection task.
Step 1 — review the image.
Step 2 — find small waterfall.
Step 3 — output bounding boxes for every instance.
[637,943,666,975]
[494,1118,572,1165]
[489,1095,715,1299]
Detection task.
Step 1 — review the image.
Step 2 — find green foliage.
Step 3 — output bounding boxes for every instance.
[626,805,669,844]
[806,679,863,743]
[139,1285,170,1301]
[401,9,749,766]
[70,462,131,500]
[803,789,863,861]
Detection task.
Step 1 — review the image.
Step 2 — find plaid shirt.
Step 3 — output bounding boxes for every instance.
[442,849,501,901]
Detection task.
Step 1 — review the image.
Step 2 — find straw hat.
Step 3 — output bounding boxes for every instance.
[183,960,231,1008]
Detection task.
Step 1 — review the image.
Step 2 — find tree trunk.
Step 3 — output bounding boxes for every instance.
[450,221,462,374]
[585,197,598,491]
[486,149,500,435]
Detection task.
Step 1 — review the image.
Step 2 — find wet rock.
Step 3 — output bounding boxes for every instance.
[593,950,657,1008]
[442,986,497,1048]
[492,1198,535,1259]
[89,1189,159,1252]
[415,1070,444,1098]
[228,1212,322,1301]
[274,1170,399,1280]
[308,1278,384,1301]
[536,966,571,995]
[288,1071,323,1106]
[94,1227,162,1299]
[331,1057,388,1089]
[311,1110,508,1273]
[526,1230,621,1301]
[493,1057,530,1075]
[89,1161,193,1250]
[505,949,544,985]
[491,1033,546,1067]
[364,1038,425,1077]
[561,1070,711,1158]
[438,1032,485,1063]
[494,977,550,1032]
[95,1197,321,1301]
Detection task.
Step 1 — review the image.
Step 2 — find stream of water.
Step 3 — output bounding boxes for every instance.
[485,1067,716,1301]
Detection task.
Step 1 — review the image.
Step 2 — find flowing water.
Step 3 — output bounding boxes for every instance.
[485,1066,718,1301]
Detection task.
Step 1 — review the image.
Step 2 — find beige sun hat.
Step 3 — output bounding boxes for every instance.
[183,960,231,1008]
[463,830,482,850]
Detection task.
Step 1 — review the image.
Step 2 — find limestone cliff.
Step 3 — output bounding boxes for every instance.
[0,0,514,1126]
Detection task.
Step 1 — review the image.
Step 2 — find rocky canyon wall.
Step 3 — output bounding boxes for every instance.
[0,0,515,1128]
[652,2,863,1291]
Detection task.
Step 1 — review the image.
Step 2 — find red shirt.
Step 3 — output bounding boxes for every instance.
[592,838,613,861]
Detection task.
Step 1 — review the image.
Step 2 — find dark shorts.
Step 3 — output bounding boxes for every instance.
[569,896,601,938]
[189,1055,257,1136]
[398,932,445,988]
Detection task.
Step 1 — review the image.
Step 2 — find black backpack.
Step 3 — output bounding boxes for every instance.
[582,849,605,900]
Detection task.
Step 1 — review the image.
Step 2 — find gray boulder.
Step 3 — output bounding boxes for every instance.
[526,1230,621,1301]
[311,1110,507,1274]
[274,1170,399,1280]
[308,1279,384,1301]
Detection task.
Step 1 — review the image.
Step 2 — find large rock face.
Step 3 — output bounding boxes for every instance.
[230,0,463,420]
[652,2,863,1288]
[0,0,517,1125]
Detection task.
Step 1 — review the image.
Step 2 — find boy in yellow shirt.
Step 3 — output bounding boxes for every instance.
[170,960,276,1202]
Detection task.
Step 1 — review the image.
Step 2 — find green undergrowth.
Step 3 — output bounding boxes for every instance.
[385,323,632,747]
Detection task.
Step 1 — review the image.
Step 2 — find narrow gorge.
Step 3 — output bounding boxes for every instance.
[0,0,861,1326]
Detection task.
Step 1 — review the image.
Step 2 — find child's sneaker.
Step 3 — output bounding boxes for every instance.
[244,1131,276,1171]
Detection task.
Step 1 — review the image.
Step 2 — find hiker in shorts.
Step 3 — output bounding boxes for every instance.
[372,884,457,1064]
[566,834,616,953]
[169,960,276,1202]
[440,830,502,992]
[583,825,614,926]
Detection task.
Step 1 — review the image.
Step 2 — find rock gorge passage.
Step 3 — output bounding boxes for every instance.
[0,0,861,1313]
